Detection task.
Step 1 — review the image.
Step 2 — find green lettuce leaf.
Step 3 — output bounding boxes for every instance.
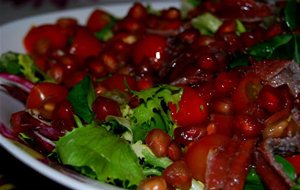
[129,85,182,142]
[55,125,144,188]
[67,75,96,123]
[0,51,47,82]
[191,12,222,35]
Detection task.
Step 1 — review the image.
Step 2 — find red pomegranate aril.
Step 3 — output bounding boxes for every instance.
[116,18,145,33]
[63,70,88,88]
[179,29,199,43]
[92,96,122,122]
[240,31,257,48]
[216,19,237,35]
[234,114,263,138]
[257,85,282,114]
[210,97,234,115]
[137,176,168,190]
[54,100,74,121]
[174,125,207,146]
[59,55,78,72]
[56,17,78,28]
[162,160,192,190]
[145,128,172,157]
[196,35,216,47]
[265,23,283,40]
[162,7,181,20]
[47,64,65,83]
[137,76,154,91]
[87,58,108,78]
[214,71,240,96]
[167,141,182,161]
[197,54,217,72]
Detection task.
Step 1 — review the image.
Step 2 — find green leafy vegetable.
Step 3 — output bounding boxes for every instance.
[0,51,46,82]
[55,125,144,188]
[248,34,300,64]
[94,18,116,42]
[244,168,265,190]
[229,53,249,69]
[284,0,300,30]
[275,155,296,181]
[191,12,222,35]
[67,75,96,123]
[129,85,182,142]
[131,140,172,176]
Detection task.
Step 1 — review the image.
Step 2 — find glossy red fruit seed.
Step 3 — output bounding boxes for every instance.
[234,114,263,138]
[174,125,207,146]
[162,160,192,190]
[145,128,172,157]
[167,141,182,161]
[137,176,168,190]
[92,96,122,122]
[257,85,282,114]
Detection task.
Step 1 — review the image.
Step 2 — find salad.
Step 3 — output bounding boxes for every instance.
[1,0,300,189]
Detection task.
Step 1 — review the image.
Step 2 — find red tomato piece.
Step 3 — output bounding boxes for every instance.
[26,82,68,119]
[26,82,68,109]
[285,155,300,175]
[24,24,69,54]
[132,34,167,70]
[184,134,230,182]
[86,9,113,32]
[69,27,102,60]
[101,74,137,92]
[169,86,208,127]
[232,72,262,113]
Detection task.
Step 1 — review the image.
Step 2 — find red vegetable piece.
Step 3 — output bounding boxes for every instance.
[184,134,230,182]
[69,27,102,59]
[87,9,113,32]
[132,34,167,70]
[24,24,68,54]
[169,86,208,127]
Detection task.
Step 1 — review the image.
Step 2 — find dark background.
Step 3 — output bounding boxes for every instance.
[0,146,69,189]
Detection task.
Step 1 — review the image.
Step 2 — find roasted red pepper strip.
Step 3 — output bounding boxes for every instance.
[205,136,256,190]
[254,150,291,190]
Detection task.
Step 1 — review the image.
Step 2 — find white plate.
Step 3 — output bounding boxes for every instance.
[0,1,180,189]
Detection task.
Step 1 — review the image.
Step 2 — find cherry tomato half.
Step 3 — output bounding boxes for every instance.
[26,82,68,119]
[169,86,208,127]
[24,24,69,54]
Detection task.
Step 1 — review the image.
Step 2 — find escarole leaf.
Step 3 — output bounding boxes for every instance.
[67,75,96,123]
[129,85,182,142]
[248,34,300,64]
[0,51,47,82]
[191,12,222,35]
[55,125,144,188]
